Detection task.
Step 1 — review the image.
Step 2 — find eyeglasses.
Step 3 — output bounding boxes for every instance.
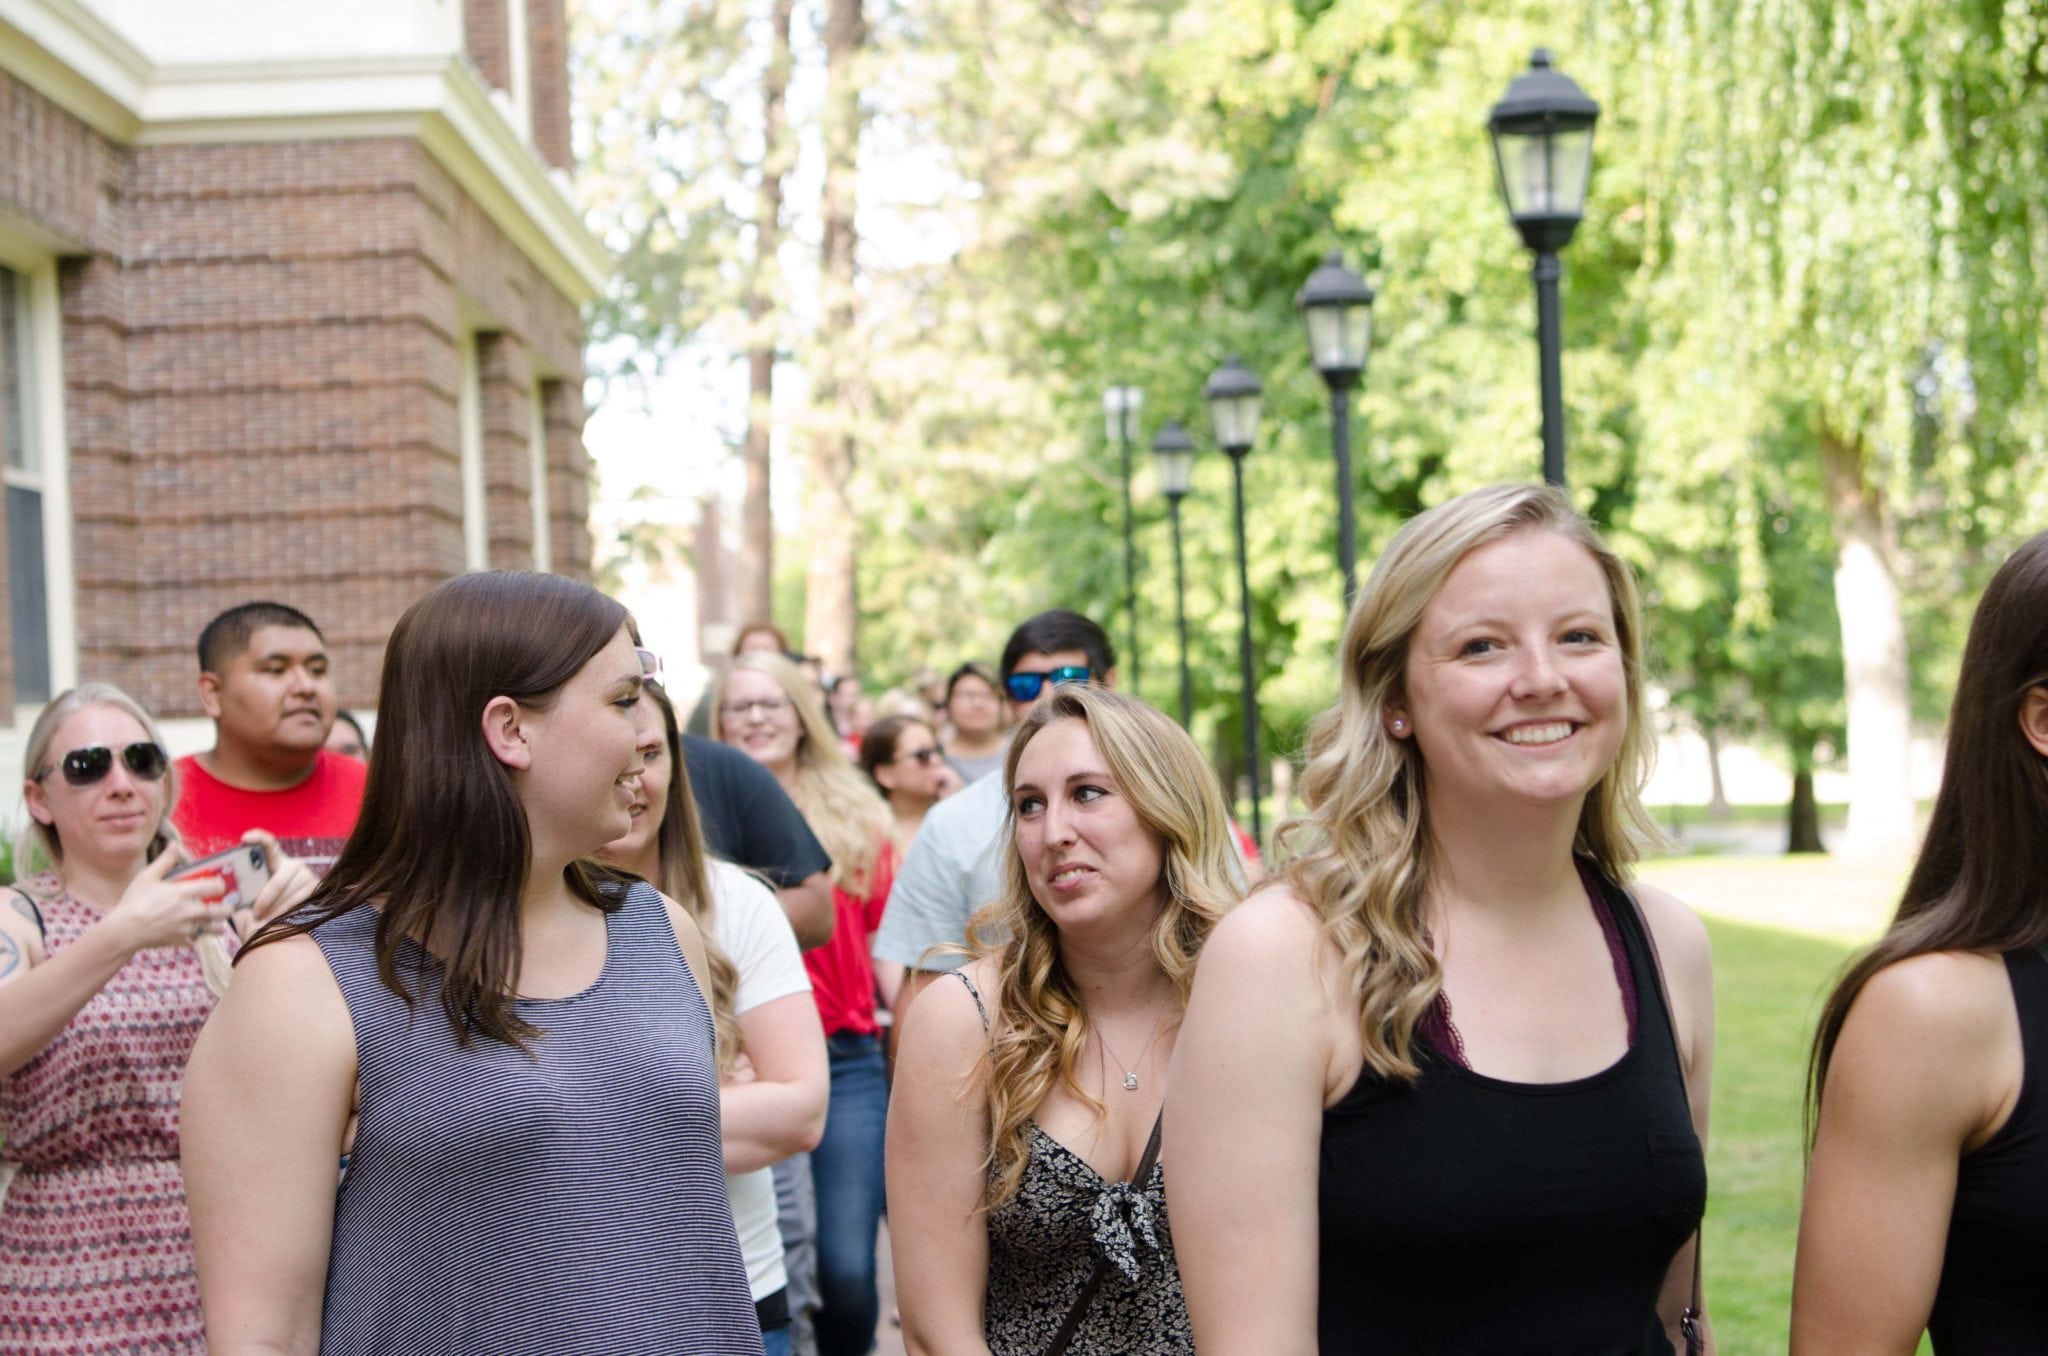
[36,742,171,788]
[898,746,945,766]
[635,647,665,688]
[721,696,792,721]
[1003,666,1090,702]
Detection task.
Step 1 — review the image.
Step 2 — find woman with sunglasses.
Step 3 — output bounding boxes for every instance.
[713,652,896,1356]
[860,715,953,859]
[0,683,315,1353]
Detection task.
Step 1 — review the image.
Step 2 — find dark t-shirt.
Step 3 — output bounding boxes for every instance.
[681,735,831,888]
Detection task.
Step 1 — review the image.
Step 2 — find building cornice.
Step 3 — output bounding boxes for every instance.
[0,0,147,139]
[0,1,608,305]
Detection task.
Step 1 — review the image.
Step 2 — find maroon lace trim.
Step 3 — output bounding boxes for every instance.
[1419,864,1638,1070]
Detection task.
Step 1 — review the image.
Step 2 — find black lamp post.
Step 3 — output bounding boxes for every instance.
[1489,48,1598,488]
[1102,385,1144,691]
[1151,420,1197,730]
[1204,355,1264,847]
[1295,251,1376,606]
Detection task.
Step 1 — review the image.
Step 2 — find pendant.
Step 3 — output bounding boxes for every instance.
[1123,1072,1140,1091]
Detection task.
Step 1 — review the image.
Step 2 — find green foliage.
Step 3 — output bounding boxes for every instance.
[836,0,2048,776]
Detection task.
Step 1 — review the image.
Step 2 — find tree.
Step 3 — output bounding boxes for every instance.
[802,0,867,674]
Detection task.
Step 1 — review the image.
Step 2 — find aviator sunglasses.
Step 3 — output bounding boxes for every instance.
[36,742,171,788]
[1002,666,1090,702]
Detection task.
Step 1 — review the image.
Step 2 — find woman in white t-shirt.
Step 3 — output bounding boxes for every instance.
[608,682,829,1355]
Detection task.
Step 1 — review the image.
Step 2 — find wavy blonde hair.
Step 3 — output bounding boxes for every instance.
[1278,482,1661,1085]
[964,686,1241,1209]
[713,652,889,895]
[15,683,232,996]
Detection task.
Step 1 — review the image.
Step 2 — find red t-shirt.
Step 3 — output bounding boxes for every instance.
[805,839,895,1038]
[172,750,368,873]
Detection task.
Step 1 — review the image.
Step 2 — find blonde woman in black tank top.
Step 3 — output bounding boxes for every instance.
[1794,531,2048,1352]
[1167,484,1715,1354]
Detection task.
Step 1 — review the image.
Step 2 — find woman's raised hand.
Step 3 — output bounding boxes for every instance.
[104,846,228,954]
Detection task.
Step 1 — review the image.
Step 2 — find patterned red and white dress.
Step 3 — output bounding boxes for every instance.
[0,873,226,1353]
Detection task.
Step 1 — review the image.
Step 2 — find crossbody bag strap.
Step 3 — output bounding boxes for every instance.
[1621,884,1705,1356]
[1042,1111,1165,1356]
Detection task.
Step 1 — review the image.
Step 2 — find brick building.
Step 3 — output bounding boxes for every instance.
[0,0,606,748]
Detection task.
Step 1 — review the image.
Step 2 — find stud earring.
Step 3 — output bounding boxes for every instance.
[1391,718,1405,732]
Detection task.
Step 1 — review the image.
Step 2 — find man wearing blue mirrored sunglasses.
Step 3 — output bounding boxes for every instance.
[873,609,1115,1033]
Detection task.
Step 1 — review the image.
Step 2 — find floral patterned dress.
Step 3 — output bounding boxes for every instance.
[0,874,228,1353]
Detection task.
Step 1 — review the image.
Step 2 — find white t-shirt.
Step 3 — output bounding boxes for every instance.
[709,859,812,1302]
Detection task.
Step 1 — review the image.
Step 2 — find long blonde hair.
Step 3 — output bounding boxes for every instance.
[15,683,232,995]
[966,686,1241,1209]
[713,653,889,895]
[1279,482,1660,1084]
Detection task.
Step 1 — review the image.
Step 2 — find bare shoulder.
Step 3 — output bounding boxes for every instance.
[1201,883,1342,996]
[1847,950,2012,1047]
[1630,880,1713,981]
[210,932,354,1059]
[905,959,996,1047]
[656,890,707,949]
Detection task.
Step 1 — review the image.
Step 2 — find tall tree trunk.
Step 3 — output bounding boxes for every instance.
[803,0,865,674]
[738,0,795,626]
[1702,723,1732,818]
[1786,734,1825,854]
[1819,423,1916,859]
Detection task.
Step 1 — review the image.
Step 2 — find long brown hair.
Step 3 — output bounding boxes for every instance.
[1808,530,2048,1134]
[637,683,743,1070]
[1279,483,1660,1085]
[966,686,1241,1209]
[242,571,637,1048]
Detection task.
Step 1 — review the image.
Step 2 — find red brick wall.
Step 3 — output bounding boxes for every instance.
[0,71,592,722]
[528,0,573,170]
[465,0,510,91]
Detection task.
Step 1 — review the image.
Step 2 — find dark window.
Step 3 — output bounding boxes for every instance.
[1,265,51,703]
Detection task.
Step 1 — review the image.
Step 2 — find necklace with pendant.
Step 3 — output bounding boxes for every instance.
[1096,1005,1169,1092]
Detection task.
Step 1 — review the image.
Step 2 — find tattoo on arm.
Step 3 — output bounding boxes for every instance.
[0,930,21,979]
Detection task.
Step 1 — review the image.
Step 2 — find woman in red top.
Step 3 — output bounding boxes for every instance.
[715,652,895,1356]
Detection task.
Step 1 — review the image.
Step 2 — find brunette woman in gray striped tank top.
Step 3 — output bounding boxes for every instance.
[181,572,762,1355]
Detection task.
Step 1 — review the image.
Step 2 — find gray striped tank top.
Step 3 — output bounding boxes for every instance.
[310,881,763,1354]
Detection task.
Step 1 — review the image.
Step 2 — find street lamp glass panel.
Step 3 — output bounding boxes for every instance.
[1102,386,1143,442]
[1156,446,1195,497]
[1494,125,1594,219]
[1303,302,1374,375]
[1209,391,1261,452]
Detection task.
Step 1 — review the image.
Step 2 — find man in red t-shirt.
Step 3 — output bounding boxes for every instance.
[172,602,367,873]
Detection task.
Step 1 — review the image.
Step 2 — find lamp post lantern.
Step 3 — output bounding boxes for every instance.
[1295,251,1376,606]
[1204,355,1265,848]
[1488,48,1599,488]
[1102,385,1144,693]
[1151,420,1198,731]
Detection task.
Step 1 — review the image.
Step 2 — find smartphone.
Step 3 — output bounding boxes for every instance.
[168,843,272,912]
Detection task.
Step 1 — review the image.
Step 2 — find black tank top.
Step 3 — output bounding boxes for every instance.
[1929,946,2048,1353]
[1316,867,1705,1354]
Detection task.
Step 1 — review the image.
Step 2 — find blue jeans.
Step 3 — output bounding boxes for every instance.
[811,1032,888,1356]
[762,1324,792,1356]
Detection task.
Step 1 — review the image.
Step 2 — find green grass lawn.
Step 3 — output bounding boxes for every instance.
[1701,915,1849,1351]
